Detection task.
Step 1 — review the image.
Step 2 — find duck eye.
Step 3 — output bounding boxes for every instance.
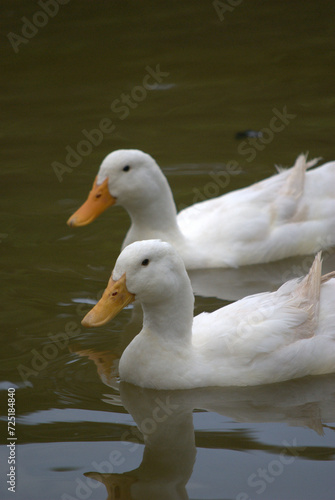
[123,165,130,172]
[141,259,149,266]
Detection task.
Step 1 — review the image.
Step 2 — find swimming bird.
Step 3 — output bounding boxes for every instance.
[81,240,335,390]
[67,149,335,269]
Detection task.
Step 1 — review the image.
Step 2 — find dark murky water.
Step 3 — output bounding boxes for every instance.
[1,1,335,499]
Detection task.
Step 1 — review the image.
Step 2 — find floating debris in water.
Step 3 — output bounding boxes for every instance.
[235,130,263,140]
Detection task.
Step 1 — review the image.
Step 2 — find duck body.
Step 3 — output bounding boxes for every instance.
[68,150,335,269]
[82,240,335,390]
[176,158,335,267]
[119,271,335,389]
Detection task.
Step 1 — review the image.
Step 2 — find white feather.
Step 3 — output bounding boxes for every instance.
[102,241,335,389]
[90,150,335,269]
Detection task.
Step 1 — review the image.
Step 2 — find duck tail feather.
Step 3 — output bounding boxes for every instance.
[275,153,321,174]
[294,252,322,337]
[279,152,319,200]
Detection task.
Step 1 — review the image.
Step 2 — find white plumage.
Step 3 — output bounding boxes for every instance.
[72,149,335,269]
[83,240,335,390]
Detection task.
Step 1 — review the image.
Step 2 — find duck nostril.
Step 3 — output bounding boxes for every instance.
[112,291,118,297]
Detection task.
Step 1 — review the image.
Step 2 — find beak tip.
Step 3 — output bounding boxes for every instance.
[81,316,91,328]
[82,310,101,328]
[67,215,76,227]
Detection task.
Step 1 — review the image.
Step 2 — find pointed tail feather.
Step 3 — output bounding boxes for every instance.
[279,153,321,200]
[275,152,321,174]
[294,252,322,338]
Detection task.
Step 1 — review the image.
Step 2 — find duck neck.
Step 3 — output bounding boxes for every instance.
[124,176,184,242]
[141,281,194,345]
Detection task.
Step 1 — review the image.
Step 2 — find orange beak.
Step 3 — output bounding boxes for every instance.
[82,274,135,327]
[67,176,116,227]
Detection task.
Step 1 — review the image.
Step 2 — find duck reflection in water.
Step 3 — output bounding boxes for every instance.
[80,375,335,500]
[188,249,335,301]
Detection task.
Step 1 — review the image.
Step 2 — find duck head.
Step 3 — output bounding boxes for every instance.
[81,239,193,330]
[67,149,167,227]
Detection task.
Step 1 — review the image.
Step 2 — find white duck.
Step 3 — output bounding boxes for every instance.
[67,149,335,269]
[81,240,335,390]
